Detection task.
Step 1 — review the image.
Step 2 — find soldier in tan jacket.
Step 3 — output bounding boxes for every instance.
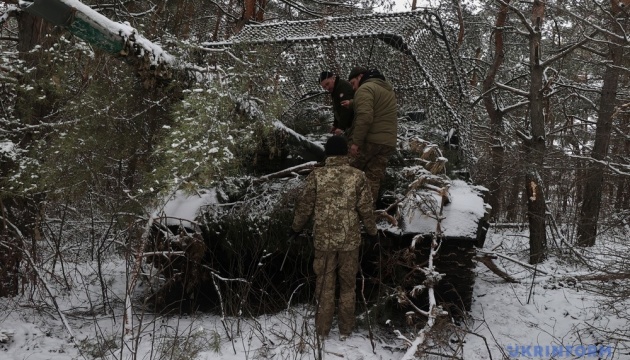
[343,67,398,204]
[291,135,378,340]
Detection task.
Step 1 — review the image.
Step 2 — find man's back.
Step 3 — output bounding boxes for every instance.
[352,78,397,147]
[292,156,376,251]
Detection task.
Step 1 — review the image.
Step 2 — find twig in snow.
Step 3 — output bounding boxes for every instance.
[527,262,539,304]
[477,249,550,275]
[359,267,376,354]
[0,218,75,341]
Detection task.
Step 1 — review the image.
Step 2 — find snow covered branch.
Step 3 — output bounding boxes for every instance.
[253,161,318,184]
[0,4,19,25]
[399,234,448,360]
[495,82,529,97]
[568,155,630,176]
[272,120,325,160]
[395,175,454,359]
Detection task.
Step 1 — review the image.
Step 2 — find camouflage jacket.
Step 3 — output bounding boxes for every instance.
[291,156,377,251]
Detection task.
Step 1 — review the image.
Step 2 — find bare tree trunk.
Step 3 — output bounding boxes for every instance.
[17,11,44,55]
[213,7,224,41]
[576,15,624,246]
[524,0,547,264]
[453,0,465,48]
[483,0,509,221]
[236,0,257,31]
[255,0,267,22]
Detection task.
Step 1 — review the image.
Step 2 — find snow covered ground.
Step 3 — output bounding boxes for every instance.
[1,226,629,359]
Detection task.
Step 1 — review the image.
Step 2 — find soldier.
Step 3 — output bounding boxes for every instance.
[319,71,355,137]
[290,135,377,341]
[343,67,398,205]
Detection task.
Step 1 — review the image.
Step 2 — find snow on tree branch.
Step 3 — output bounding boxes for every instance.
[0,4,19,25]
[20,0,174,65]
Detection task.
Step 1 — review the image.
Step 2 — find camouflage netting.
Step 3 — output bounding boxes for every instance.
[200,9,475,166]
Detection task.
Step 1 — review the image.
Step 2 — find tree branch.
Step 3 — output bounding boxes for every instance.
[501,100,530,114]
[547,2,627,42]
[496,82,530,97]
[569,155,630,176]
[477,249,550,275]
[474,255,520,283]
[303,0,359,8]
[495,0,534,34]
[0,4,19,26]
[275,0,325,18]
[541,30,599,67]
[577,44,608,58]
[253,161,318,184]
[204,0,240,21]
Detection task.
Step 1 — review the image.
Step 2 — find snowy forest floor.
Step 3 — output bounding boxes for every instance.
[1,226,629,360]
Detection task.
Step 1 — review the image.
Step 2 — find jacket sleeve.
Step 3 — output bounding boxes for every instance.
[292,173,317,232]
[351,86,374,147]
[333,82,355,129]
[356,174,377,236]
[340,81,355,101]
[332,92,339,128]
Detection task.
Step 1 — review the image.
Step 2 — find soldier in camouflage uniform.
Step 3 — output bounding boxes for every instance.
[291,136,378,340]
[344,67,398,204]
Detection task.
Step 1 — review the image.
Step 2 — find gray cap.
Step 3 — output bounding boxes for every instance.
[347,66,367,80]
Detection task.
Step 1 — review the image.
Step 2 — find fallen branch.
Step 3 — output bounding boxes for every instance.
[473,255,520,283]
[401,181,451,355]
[141,251,185,258]
[573,273,630,281]
[399,235,448,359]
[273,120,325,160]
[546,211,594,270]
[253,161,318,184]
[477,250,630,283]
[476,249,550,275]
[534,272,630,284]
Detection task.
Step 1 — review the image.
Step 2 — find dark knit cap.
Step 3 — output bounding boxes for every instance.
[325,136,348,156]
[319,71,334,83]
[348,66,367,80]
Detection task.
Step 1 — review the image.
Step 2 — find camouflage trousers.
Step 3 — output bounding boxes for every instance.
[313,248,360,337]
[350,142,396,204]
